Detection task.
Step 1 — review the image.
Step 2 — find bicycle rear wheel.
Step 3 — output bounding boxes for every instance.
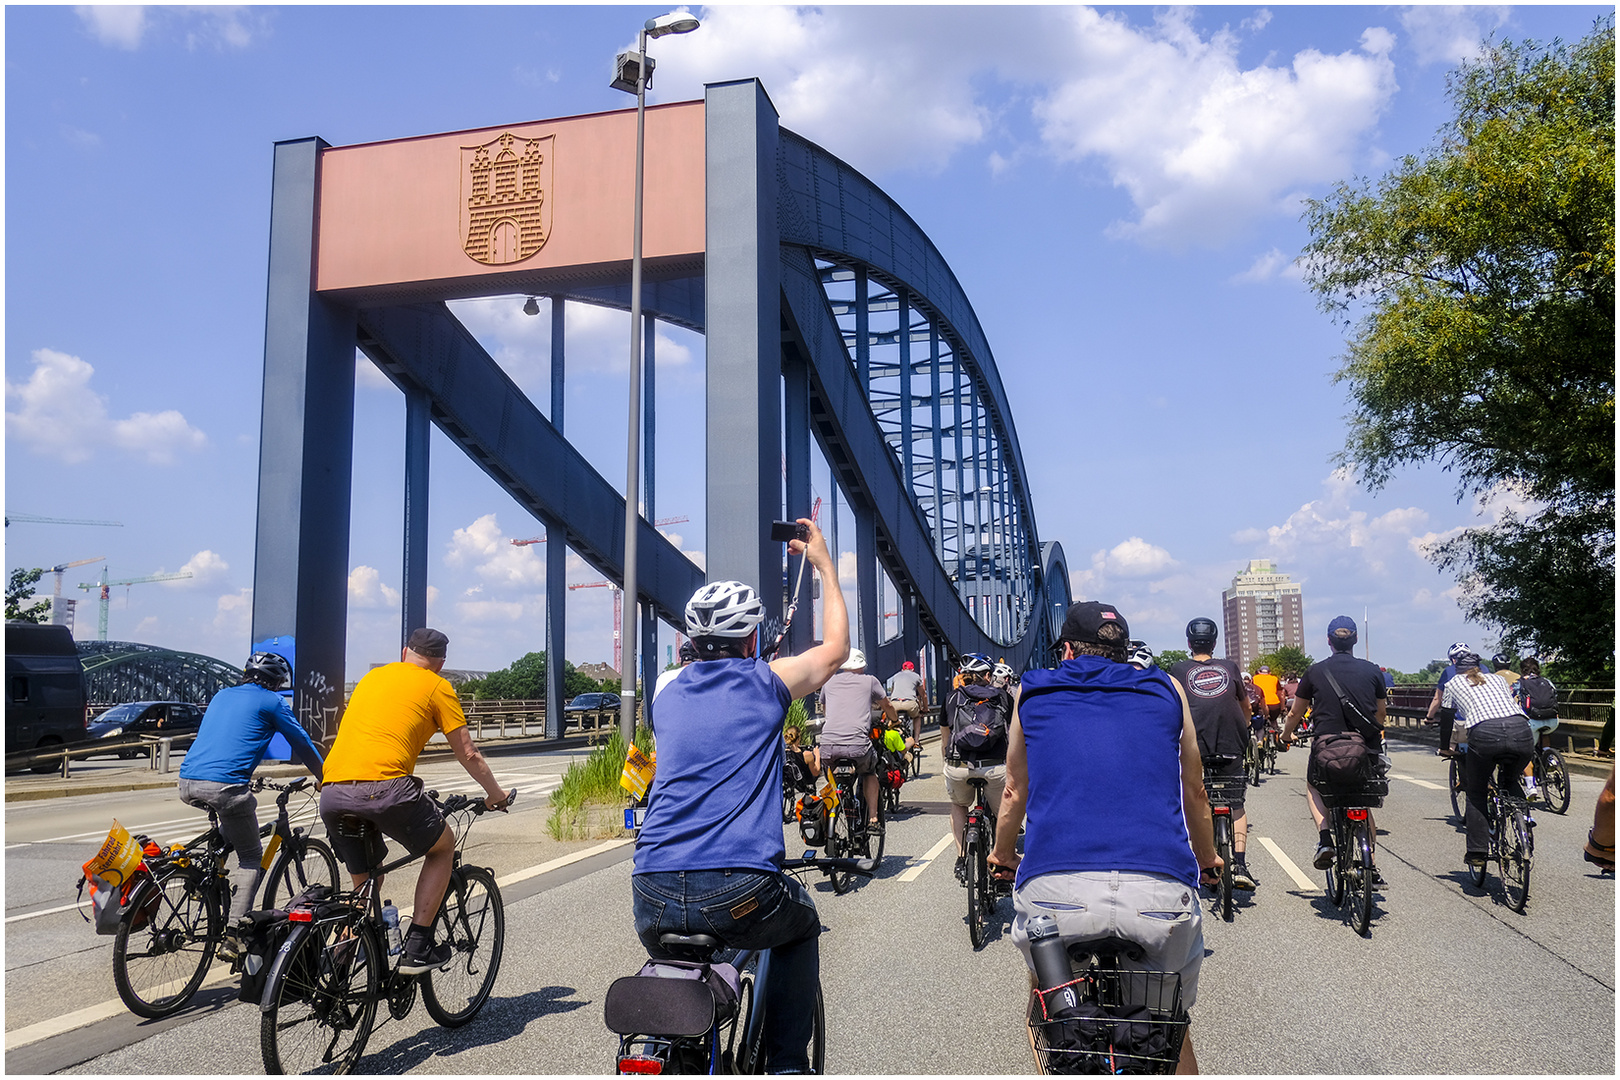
[826,803,853,894]
[1247,742,1262,786]
[1540,751,1571,815]
[965,828,986,949]
[423,865,505,1026]
[1350,820,1375,937]
[1213,816,1234,922]
[862,794,886,866]
[1265,736,1279,775]
[112,868,221,1019]
[1325,819,1346,905]
[1450,757,1467,820]
[730,956,764,1074]
[260,917,380,1075]
[265,836,341,912]
[1501,809,1533,913]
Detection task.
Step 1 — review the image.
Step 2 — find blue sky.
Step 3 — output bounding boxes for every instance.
[5,4,1607,678]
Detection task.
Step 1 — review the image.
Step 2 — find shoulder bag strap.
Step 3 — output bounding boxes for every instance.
[1319,667,1379,739]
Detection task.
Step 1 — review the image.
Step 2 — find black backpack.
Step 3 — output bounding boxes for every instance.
[949,685,1011,759]
[1519,675,1559,720]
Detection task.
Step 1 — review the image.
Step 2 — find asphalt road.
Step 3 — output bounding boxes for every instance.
[6,739,1614,1074]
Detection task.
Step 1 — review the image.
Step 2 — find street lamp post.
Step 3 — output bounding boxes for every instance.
[611,11,699,744]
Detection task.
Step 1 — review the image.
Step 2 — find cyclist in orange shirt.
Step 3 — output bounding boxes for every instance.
[1252,666,1284,725]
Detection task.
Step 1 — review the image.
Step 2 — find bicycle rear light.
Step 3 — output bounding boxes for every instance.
[618,1056,665,1074]
[1211,806,1230,816]
[289,909,313,922]
[1346,808,1368,820]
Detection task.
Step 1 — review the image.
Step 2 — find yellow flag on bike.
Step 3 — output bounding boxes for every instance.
[621,744,656,799]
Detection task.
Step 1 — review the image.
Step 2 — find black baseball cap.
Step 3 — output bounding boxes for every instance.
[1059,601,1129,645]
[406,627,449,658]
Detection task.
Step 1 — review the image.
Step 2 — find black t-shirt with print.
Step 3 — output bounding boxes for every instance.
[1169,657,1249,762]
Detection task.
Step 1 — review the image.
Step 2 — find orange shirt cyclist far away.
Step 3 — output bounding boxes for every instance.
[1252,669,1282,708]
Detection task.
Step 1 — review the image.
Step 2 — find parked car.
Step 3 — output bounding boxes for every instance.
[87,700,205,757]
[6,621,88,772]
[562,692,621,716]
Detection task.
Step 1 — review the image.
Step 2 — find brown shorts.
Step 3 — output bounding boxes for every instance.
[320,775,445,874]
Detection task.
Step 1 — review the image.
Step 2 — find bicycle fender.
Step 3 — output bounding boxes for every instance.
[260,921,315,1015]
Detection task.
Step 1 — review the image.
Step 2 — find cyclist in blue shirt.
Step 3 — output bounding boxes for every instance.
[1426,642,1473,757]
[632,518,849,1074]
[177,652,323,955]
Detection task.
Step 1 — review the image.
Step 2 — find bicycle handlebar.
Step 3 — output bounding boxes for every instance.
[433,789,518,816]
[782,852,878,877]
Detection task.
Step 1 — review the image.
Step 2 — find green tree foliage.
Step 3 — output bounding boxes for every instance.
[1155,648,1191,671]
[459,651,600,701]
[6,568,49,623]
[1389,660,1447,685]
[1302,22,1615,685]
[1251,647,1314,679]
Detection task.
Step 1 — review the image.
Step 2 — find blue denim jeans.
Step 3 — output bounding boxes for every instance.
[632,869,821,1073]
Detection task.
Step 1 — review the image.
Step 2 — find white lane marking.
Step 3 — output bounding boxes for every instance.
[1255,836,1318,891]
[5,836,638,1051]
[6,900,93,923]
[897,833,958,883]
[1389,772,1445,791]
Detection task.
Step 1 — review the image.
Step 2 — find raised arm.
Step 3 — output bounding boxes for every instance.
[770,518,850,699]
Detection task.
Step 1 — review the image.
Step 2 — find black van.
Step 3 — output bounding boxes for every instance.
[6,621,88,767]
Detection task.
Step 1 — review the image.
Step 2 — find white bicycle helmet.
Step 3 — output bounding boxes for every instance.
[1127,640,1155,670]
[992,661,1014,685]
[959,653,993,677]
[685,580,765,639]
[1447,641,1472,663]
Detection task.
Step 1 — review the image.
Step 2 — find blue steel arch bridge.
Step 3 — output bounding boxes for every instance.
[252,80,1071,742]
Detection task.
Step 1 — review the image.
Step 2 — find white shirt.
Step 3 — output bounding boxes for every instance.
[1440,670,1522,729]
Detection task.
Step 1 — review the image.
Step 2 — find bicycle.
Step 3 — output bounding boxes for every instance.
[1261,724,1280,776]
[961,774,1010,949]
[1201,765,1245,923]
[605,854,876,1075]
[1318,767,1387,939]
[1530,743,1572,815]
[257,789,514,1074]
[111,776,338,1019]
[824,759,884,893]
[1026,935,1188,1075]
[1244,731,1263,787]
[1469,781,1535,913]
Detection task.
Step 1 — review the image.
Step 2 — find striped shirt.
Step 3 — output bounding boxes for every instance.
[1440,671,1522,730]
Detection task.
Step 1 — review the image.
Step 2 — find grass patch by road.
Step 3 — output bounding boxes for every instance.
[547,726,654,840]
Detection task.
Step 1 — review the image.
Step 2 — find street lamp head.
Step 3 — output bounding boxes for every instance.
[645,11,700,38]
[611,49,654,94]
[522,296,540,317]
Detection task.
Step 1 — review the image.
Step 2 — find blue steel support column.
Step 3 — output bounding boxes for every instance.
[930,327,943,563]
[545,296,567,740]
[969,382,983,628]
[251,136,356,745]
[641,313,658,703]
[855,268,870,394]
[784,352,812,655]
[899,289,913,502]
[953,368,966,602]
[856,503,878,656]
[402,385,430,645]
[705,79,781,609]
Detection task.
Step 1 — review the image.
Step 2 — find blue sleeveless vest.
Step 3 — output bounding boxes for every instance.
[1016,656,1198,890]
[634,657,791,875]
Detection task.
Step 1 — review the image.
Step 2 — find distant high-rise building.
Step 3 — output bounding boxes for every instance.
[1222,560,1304,672]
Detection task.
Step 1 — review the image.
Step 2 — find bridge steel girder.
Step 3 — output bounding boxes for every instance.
[353,302,704,631]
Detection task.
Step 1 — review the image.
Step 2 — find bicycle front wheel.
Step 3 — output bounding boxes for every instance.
[1350,820,1375,937]
[112,869,221,1019]
[260,916,380,1075]
[1501,809,1533,913]
[1541,751,1571,815]
[423,865,505,1026]
[265,836,341,912]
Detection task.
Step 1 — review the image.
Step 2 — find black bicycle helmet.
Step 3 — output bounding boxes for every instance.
[1185,617,1218,650]
[244,651,293,691]
[1491,652,1512,670]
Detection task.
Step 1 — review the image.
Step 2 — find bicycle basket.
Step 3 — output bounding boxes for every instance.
[1201,774,1247,808]
[1028,969,1186,1075]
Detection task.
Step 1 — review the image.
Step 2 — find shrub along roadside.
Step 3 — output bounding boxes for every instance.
[546,726,655,840]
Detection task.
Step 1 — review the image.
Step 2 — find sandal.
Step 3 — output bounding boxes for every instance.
[1583,831,1616,872]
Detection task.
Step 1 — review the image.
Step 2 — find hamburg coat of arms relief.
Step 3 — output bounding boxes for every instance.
[460,132,554,266]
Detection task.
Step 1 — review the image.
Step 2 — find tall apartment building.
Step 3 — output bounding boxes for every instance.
[1222,560,1304,672]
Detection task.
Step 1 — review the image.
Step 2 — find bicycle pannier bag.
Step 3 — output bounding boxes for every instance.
[237,908,293,1004]
[1519,675,1559,721]
[797,795,827,847]
[1310,731,1370,787]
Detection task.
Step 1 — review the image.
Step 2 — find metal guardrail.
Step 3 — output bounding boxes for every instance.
[1384,684,1613,756]
[5,733,194,778]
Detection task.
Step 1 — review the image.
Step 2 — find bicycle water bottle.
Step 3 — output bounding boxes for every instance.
[381,901,402,956]
[1026,914,1080,1018]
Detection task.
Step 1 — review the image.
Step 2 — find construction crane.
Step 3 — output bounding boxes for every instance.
[567,580,622,673]
[6,513,123,528]
[46,556,105,629]
[77,566,193,641]
[510,515,689,547]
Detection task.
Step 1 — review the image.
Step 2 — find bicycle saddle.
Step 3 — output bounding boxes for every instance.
[657,933,721,960]
[333,815,378,839]
[1066,934,1146,964]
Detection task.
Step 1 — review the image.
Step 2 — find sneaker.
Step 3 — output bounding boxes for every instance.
[1371,867,1386,887]
[1312,843,1335,870]
[398,938,453,975]
[1524,785,1542,803]
[1465,853,1488,870]
[217,932,244,964]
[953,856,966,884]
[1232,863,1258,890]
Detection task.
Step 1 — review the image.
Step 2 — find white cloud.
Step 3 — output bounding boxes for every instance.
[1033,10,1398,247]
[5,348,207,464]
[1093,537,1178,578]
[1230,247,1301,284]
[455,599,528,624]
[447,297,696,385]
[163,550,229,588]
[1399,6,1510,67]
[135,615,159,635]
[76,6,264,51]
[444,513,547,589]
[213,587,253,639]
[838,550,858,589]
[348,565,401,610]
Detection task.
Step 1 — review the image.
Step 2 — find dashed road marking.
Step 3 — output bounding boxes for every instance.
[898,833,958,883]
[1255,836,1317,891]
[1389,772,1445,790]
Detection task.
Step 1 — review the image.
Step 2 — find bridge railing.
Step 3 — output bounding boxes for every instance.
[1384,684,1612,757]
